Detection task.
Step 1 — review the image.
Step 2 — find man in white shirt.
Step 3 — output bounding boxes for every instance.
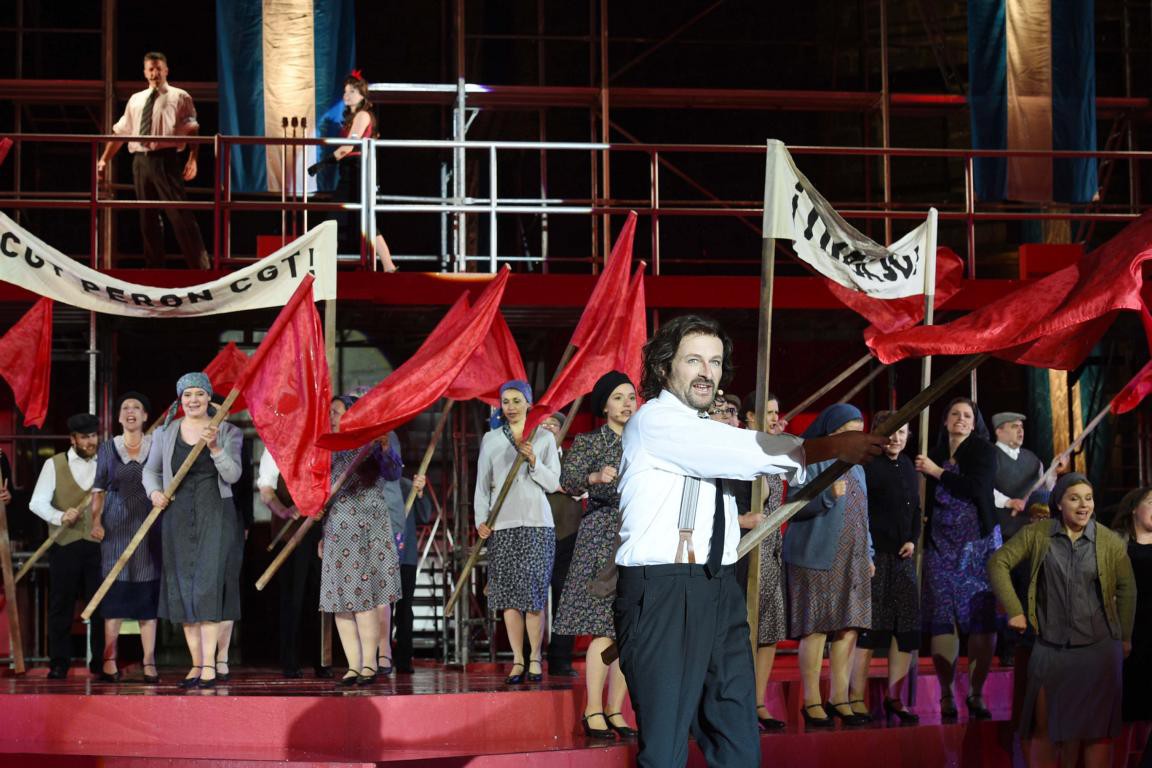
[614,315,885,767]
[29,413,104,679]
[97,51,209,269]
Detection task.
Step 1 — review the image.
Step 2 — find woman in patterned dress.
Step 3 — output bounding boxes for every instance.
[319,395,402,686]
[554,371,638,739]
[784,403,874,728]
[90,392,161,683]
[915,397,1000,719]
[475,380,561,685]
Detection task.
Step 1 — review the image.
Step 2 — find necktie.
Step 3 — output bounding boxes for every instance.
[704,479,725,576]
[139,89,158,136]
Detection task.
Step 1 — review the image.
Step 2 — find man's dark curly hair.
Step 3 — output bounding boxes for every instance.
[640,314,734,401]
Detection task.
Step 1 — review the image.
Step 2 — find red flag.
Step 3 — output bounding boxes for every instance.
[1110,303,1152,415]
[0,298,52,428]
[316,268,512,450]
[0,138,12,168]
[570,212,636,349]
[238,277,332,516]
[615,264,647,389]
[868,212,1152,369]
[528,262,648,432]
[445,310,527,406]
[205,342,250,411]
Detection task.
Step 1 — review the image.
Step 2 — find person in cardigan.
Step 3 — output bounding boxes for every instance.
[989,474,1136,768]
[915,396,1000,719]
[1111,487,1152,724]
[143,373,244,689]
[849,411,921,723]
[784,403,874,728]
[29,412,105,679]
[90,393,161,684]
[554,371,638,739]
[474,379,561,685]
[319,395,402,686]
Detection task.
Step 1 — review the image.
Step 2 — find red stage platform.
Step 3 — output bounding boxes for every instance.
[0,661,1147,767]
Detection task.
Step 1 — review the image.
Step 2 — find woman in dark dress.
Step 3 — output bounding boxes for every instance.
[553,371,637,739]
[1112,486,1152,723]
[915,397,1000,720]
[143,372,244,689]
[990,474,1136,768]
[90,392,161,683]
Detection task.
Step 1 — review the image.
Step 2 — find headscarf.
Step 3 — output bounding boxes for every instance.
[933,397,991,452]
[591,371,633,417]
[490,379,533,429]
[801,403,862,439]
[334,393,359,411]
[1049,472,1092,512]
[115,391,152,418]
[163,372,215,427]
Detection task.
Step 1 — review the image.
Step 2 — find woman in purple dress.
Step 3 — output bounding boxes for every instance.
[915,397,1000,720]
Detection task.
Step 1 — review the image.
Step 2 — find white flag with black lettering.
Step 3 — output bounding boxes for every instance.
[762,139,937,299]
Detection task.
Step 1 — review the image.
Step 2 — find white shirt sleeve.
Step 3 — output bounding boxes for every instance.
[257,451,281,490]
[29,459,63,526]
[527,431,561,493]
[474,432,496,528]
[994,488,1011,508]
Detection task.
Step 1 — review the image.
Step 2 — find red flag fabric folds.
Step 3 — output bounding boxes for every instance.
[570,212,636,350]
[205,342,251,411]
[445,310,527,406]
[615,264,647,388]
[869,212,1152,369]
[316,267,512,450]
[238,276,332,516]
[1110,304,1152,415]
[0,297,52,428]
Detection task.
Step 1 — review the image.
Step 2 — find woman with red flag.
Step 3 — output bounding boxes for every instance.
[554,371,638,739]
[475,380,561,685]
[319,394,402,686]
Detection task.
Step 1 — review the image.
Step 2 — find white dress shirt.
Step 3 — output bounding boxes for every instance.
[616,390,807,567]
[112,84,199,153]
[474,426,561,530]
[256,449,281,491]
[29,448,97,526]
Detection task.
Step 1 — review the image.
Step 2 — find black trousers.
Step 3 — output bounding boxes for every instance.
[393,564,417,669]
[48,540,105,670]
[131,149,208,269]
[278,524,323,673]
[547,532,576,669]
[615,563,759,768]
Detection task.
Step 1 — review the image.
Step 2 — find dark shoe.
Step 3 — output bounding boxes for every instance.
[46,666,68,680]
[756,706,786,731]
[504,662,525,685]
[337,669,359,687]
[215,661,231,683]
[829,702,870,726]
[581,713,616,740]
[549,664,579,678]
[606,712,638,738]
[801,703,833,728]
[97,671,121,684]
[142,664,160,685]
[314,666,334,679]
[526,658,543,683]
[395,663,415,674]
[848,698,874,723]
[357,666,378,686]
[377,655,393,676]
[939,695,958,719]
[179,667,203,689]
[882,698,920,724]
[282,668,303,679]
[965,694,992,720]
[197,666,217,689]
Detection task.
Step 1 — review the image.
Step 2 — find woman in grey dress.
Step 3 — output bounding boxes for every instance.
[143,373,244,689]
[90,392,161,683]
[319,395,402,686]
[989,474,1136,768]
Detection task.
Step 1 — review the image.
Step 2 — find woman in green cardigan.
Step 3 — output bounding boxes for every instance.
[988,473,1136,768]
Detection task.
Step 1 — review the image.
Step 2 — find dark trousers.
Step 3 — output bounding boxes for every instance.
[131,149,208,269]
[547,532,576,669]
[278,525,323,673]
[615,563,759,768]
[48,540,105,670]
[393,564,417,670]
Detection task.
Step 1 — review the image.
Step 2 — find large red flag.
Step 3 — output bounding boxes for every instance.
[445,310,527,406]
[869,212,1152,369]
[237,276,332,517]
[615,264,647,388]
[316,267,512,450]
[1109,304,1152,415]
[204,342,251,411]
[0,298,52,428]
[570,212,636,349]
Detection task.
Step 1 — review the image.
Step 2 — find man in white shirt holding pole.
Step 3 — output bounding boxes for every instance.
[614,315,885,767]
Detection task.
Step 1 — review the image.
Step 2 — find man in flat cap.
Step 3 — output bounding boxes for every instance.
[29,413,105,679]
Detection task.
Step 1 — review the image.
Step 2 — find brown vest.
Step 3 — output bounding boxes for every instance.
[49,453,95,546]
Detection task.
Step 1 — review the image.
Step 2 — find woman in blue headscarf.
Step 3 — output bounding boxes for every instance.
[784,403,874,728]
[475,379,562,685]
[143,372,244,689]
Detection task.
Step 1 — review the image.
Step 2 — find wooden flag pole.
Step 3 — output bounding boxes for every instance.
[737,353,989,559]
[265,516,302,553]
[838,361,890,404]
[82,389,243,621]
[13,492,93,583]
[0,498,25,673]
[782,353,874,422]
[402,399,456,518]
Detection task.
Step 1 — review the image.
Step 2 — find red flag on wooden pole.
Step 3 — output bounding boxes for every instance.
[0,298,52,428]
[445,310,527,406]
[204,342,251,410]
[570,211,636,350]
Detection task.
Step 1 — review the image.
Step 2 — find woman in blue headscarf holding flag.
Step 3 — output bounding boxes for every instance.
[143,372,245,689]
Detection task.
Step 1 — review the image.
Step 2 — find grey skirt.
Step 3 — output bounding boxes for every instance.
[487,526,555,613]
[1020,638,1123,742]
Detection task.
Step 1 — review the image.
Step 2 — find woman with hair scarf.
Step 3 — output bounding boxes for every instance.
[143,372,244,689]
[915,396,1000,720]
[319,394,402,686]
[784,403,874,728]
[475,380,561,685]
